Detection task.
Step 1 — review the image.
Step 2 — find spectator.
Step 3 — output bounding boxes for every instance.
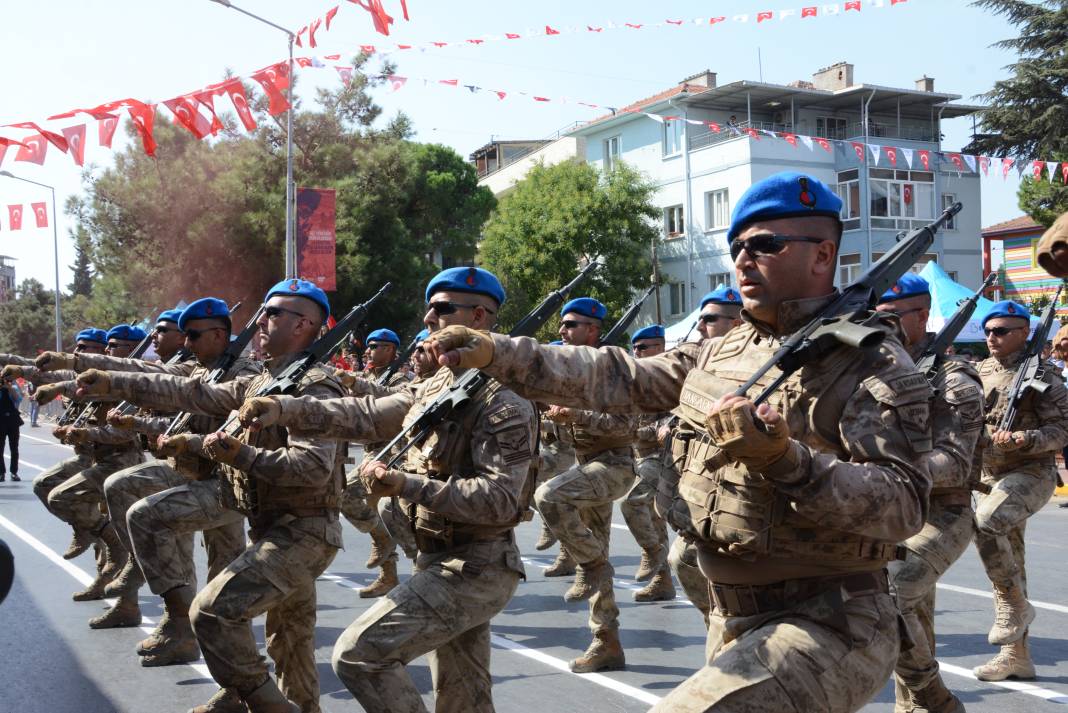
[0,376,22,482]
[23,380,39,427]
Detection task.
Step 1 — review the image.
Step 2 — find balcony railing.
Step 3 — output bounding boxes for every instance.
[687,120,794,151]
[843,122,938,143]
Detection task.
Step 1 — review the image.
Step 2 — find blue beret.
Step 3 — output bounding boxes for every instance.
[414,328,430,344]
[157,309,184,325]
[107,324,148,343]
[560,297,608,321]
[631,324,665,342]
[877,274,931,304]
[265,279,330,319]
[179,298,230,331]
[982,300,1031,328]
[367,328,400,346]
[701,285,742,308]
[425,267,506,306]
[548,340,564,346]
[75,328,107,345]
[728,171,843,241]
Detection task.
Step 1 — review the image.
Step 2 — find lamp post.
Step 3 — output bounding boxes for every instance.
[209,0,297,278]
[0,170,62,350]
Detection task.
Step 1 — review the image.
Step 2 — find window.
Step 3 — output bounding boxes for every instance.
[839,253,862,286]
[706,189,730,230]
[942,193,957,230]
[816,117,847,141]
[708,272,732,291]
[947,271,959,282]
[664,205,685,238]
[870,170,934,227]
[669,282,687,316]
[603,135,621,170]
[835,169,861,230]
[662,119,684,157]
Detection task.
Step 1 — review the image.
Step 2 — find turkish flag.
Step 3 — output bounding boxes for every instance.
[781,133,798,147]
[350,0,394,35]
[8,205,23,231]
[802,7,818,17]
[387,75,407,92]
[164,97,211,140]
[815,137,832,152]
[903,184,913,205]
[295,26,307,48]
[743,127,760,140]
[439,79,458,87]
[0,137,27,167]
[399,0,409,20]
[707,122,721,133]
[98,114,120,148]
[335,66,354,85]
[251,64,291,116]
[14,134,47,164]
[193,91,224,135]
[123,100,157,156]
[325,6,339,29]
[308,18,322,48]
[757,11,773,22]
[6,122,68,153]
[851,141,865,161]
[886,147,898,166]
[1033,160,1044,180]
[1062,163,1068,184]
[845,1,861,10]
[979,155,991,176]
[1001,158,1014,179]
[220,81,258,132]
[947,153,965,172]
[31,202,48,228]
[61,124,87,166]
[917,149,930,170]
[545,25,560,35]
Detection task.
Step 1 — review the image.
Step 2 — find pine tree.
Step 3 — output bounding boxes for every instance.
[67,227,93,297]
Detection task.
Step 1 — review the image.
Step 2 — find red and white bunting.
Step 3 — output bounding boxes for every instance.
[31,201,48,228]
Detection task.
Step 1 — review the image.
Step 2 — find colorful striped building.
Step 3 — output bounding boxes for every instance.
[982,215,1067,316]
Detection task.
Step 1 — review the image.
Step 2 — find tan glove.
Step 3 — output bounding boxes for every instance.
[544,405,577,424]
[35,383,66,405]
[203,431,241,465]
[66,428,91,445]
[156,433,196,458]
[705,396,791,473]
[238,396,281,431]
[0,365,24,380]
[992,429,1032,452]
[1036,212,1068,278]
[338,370,359,389]
[35,351,76,372]
[76,369,111,397]
[106,409,136,429]
[359,459,405,497]
[427,326,494,369]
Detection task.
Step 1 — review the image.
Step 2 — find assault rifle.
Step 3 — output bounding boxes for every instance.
[914,272,997,381]
[997,282,1065,432]
[378,333,421,386]
[600,285,656,347]
[64,327,157,427]
[734,202,962,405]
[372,260,601,467]
[219,282,392,435]
[162,304,266,438]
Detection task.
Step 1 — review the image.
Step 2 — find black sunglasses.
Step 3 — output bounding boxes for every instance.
[730,234,827,261]
[632,343,660,352]
[561,319,598,329]
[984,326,1025,337]
[700,314,733,324]
[154,325,180,335]
[264,305,309,322]
[427,300,493,316]
[366,343,393,350]
[186,326,226,342]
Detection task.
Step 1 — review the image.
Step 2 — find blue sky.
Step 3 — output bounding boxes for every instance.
[0,0,1027,292]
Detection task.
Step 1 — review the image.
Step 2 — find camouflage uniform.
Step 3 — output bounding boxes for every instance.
[267,364,537,713]
[888,337,984,709]
[476,294,932,712]
[105,359,346,713]
[622,412,676,600]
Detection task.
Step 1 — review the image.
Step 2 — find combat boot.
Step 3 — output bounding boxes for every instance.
[364,522,395,569]
[141,615,200,666]
[633,566,675,602]
[72,544,110,601]
[534,520,557,551]
[634,545,665,582]
[137,611,174,654]
[242,678,299,713]
[989,581,1035,645]
[543,548,576,577]
[569,630,626,673]
[893,675,914,713]
[188,687,247,713]
[359,560,399,598]
[63,528,96,560]
[104,557,146,597]
[564,558,613,603]
[974,638,1036,681]
[89,594,143,629]
[910,676,966,713]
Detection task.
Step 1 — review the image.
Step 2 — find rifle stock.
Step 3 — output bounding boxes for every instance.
[914,272,997,380]
[600,285,656,347]
[997,282,1065,432]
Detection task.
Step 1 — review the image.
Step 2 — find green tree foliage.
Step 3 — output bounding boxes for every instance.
[0,280,59,354]
[67,223,94,298]
[479,160,658,340]
[966,0,1068,223]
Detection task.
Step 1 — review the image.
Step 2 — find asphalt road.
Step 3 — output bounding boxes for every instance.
[2,424,1068,712]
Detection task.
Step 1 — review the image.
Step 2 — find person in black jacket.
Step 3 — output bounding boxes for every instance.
[0,376,22,481]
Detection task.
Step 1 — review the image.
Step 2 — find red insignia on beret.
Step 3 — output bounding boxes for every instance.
[726,290,736,300]
[892,284,902,293]
[205,304,214,315]
[1007,304,1016,314]
[798,176,816,209]
[466,268,477,286]
[289,280,300,291]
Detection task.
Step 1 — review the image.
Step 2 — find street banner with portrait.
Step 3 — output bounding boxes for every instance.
[296,187,337,291]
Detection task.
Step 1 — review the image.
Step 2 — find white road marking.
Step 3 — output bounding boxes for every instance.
[319,571,664,707]
[939,662,1068,704]
[937,583,1068,615]
[0,513,213,679]
[21,432,74,450]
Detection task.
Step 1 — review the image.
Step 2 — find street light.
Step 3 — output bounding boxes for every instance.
[209,0,297,278]
[0,170,62,351]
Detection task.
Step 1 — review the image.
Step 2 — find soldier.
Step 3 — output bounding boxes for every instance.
[75,279,346,713]
[619,325,676,603]
[972,300,1068,681]
[429,171,933,712]
[696,285,743,342]
[875,274,984,713]
[338,327,410,598]
[237,266,537,713]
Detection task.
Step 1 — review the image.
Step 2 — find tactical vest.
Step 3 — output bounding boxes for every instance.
[978,354,1058,473]
[88,402,140,459]
[931,358,986,494]
[221,365,347,519]
[403,367,539,547]
[663,320,929,564]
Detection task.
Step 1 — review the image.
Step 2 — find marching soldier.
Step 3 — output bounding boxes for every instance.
[428,172,933,712]
[696,285,743,342]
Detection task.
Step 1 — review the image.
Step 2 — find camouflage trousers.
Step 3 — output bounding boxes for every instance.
[341,463,398,563]
[332,547,522,713]
[651,581,899,712]
[620,455,670,552]
[668,536,712,627]
[539,440,576,485]
[380,497,417,560]
[535,449,635,635]
[888,497,974,693]
[191,515,339,713]
[107,462,246,590]
[47,449,144,533]
[127,477,246,595]
[975,464,1055,589]
[32,453,92,516]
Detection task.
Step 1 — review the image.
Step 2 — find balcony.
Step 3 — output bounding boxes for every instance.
[842,122,938,143]
[687,120,793,151]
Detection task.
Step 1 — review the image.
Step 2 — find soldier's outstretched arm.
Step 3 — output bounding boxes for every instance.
[100,370,251,417]
[246,385,416,443]
[0,353,36,368]
[2,364,78,385]
[58,350,195,376]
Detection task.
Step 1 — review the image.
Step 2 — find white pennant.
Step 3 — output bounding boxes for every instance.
[868,143,881,165]
[645,113,666,124]
[798,135,813,150]
[963,155,977,172]
[899,147,914,168]
[1048,161,1060,183]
